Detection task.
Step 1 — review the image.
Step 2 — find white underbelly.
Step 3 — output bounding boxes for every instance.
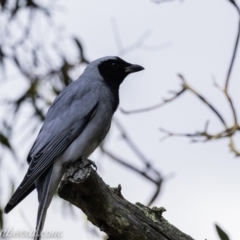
[58,113,111,165]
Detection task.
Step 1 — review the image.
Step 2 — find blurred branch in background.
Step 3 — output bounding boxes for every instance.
[111,18,172,56]
[100,118,164,206]
[151,0,184,4]
[121,0,240,157]
[0,0,89,146]
[0,0,88,231]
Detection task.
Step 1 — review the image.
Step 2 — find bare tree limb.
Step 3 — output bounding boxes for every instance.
[105,118,164,206]
[100,146,164,206]
[113,119,157,171]
[58,160,195,240]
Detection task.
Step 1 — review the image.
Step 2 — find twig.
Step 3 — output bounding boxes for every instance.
[113,118,161,179]
[213,77,238,126]
[100,145,158,183]
[223,0,240,126]
[229,137,240,156]
[100,144,163,206]
[121,88,186,114]
[152,0,180,4]
[178,75,227,128]
[120,0,240,157]
[225,0,240,91]
[159,124,238,143]
[111,18,171,56]
[100,118,164,205]
[114,119,151,166]
[122,74,227,130]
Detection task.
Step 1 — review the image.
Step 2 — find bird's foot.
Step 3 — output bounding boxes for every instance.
[84,159,97,171]
[66,159,97,183]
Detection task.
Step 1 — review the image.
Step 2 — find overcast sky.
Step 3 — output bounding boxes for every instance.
[2,0,240,239]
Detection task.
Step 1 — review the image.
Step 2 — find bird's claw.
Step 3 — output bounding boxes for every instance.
[66,159,97,183]
[84,159,97,171]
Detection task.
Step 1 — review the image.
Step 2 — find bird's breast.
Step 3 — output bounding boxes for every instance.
[58,90,113,165]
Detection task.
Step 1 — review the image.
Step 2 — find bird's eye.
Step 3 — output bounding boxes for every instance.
[111,62,119,68]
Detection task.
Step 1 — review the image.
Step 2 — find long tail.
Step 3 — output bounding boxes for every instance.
[4,184,36,214]
[34,165,53,240]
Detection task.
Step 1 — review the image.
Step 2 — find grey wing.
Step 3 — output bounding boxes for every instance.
[7,84,99,206]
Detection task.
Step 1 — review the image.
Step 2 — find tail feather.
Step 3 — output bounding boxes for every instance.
[4,184,36,214]
[34,165,53,240]
[35,207,48,240]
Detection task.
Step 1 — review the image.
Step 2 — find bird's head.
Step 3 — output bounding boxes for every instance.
[89,56,144,90]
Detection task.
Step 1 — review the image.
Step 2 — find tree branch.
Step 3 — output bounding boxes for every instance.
[225,0,240,91]
[58,160,195,240]
[100,146,164,206]
[100,118,164,206]
[120,88,186,114]
[120,0,240,157]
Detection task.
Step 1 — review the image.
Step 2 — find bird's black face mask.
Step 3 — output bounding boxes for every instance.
[98,57,144,90]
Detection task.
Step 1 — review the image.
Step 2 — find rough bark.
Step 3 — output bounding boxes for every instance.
[58,160,195,240]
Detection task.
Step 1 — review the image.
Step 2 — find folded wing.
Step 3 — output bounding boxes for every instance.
[5,82,99,213]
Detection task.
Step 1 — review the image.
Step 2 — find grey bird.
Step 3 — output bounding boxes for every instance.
[4,56,144,240]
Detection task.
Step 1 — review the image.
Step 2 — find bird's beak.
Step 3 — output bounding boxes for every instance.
[125,64,144,73]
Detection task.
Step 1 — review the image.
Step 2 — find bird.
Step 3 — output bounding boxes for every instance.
[4,56,144,240]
